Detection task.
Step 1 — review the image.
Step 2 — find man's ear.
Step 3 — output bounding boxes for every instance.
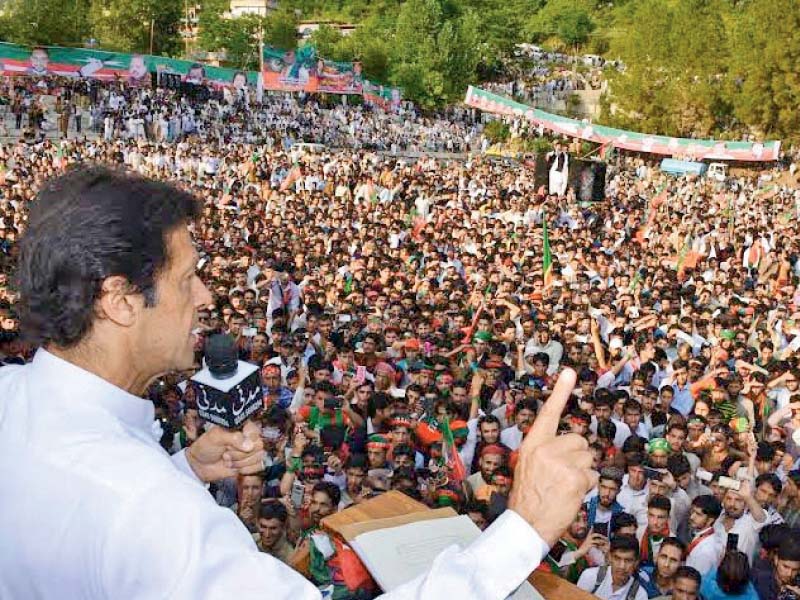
[94,276,144,327]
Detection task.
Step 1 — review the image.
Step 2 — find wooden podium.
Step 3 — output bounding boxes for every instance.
[313,491,595,600]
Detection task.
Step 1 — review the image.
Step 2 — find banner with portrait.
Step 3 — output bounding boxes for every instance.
[0,41,258,90]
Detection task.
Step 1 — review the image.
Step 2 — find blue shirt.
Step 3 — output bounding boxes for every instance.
[670,382,694,416]
[700,569,760,600]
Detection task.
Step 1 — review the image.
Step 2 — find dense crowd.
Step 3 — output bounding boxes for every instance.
[2,75,800,600]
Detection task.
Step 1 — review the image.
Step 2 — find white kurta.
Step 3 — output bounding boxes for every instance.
[0,349,548,599]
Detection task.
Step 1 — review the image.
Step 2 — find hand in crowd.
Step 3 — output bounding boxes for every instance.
[508,368,598,546]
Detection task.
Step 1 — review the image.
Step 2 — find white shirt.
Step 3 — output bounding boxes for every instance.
[501,425,524,450]
[685,528,723,576]
[714,511,764,561]
[617,476,649,527]
[0,350,548,599]
[577,566,649,600]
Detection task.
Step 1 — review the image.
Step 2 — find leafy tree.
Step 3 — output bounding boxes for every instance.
[390,0,480,107]
[603,0,732,138]
[729,0,800,140]
[89,0,183,55]
[0,0,93,47]
[525,0,595,50]
[263,7,299,50]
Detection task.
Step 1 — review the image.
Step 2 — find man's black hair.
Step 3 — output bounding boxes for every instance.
[18,166,199,347]
[692,494,723,520]
[313,481,341,507]
[258,501,288,523]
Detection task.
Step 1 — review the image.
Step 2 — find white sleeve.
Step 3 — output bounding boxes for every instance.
[102,470,319,599]
[381,510,548,600]
[459,418,479,472]
[170,449,201,482]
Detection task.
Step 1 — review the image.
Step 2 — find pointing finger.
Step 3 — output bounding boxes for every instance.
[524,368,576,450]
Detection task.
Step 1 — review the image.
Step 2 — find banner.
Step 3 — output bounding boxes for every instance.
[363,79,400,111]
[262,44,383,98]
[261,45,317,93]
[317,58,362,94]
[464,86,781,163]
[0,42,258,89]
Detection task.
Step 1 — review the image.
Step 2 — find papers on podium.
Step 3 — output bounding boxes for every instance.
[348,514,541,600]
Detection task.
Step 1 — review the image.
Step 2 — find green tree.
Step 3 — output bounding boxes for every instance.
[90,0,183,55]
[263,7,299,50]
[1,0,93,47]
[603,0,732,138]
[390,0,480,108]
[729,0,800,140]
[525,0,595,50]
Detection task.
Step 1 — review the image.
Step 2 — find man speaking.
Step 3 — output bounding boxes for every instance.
[0,167,597,599]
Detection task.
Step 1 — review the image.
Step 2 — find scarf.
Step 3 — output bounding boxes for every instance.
[544,538,588,584]
[639,527,670,566]
[687,527,715,556]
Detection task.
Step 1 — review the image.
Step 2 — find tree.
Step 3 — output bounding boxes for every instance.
[390,0,481,108]
[89,0,183,55]
[0,0,93,47]
[602,0,732,138]
[525,0,595,50]
[263,7,299,50]
[729,0,800,140]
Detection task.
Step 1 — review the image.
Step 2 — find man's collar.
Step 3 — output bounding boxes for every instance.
[31,349,154,435]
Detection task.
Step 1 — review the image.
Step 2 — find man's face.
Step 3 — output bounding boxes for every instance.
[239,475,263,507]
[623,408,641,431]
[258,517,285,548]
[346,467,365,495]
[627,465,646,491]
[479,452,503,482]
[308,490,335,525]
[515,407,535,430]
[689,506,713,533]
[451,386,467,404]
[672,576,700,600]
[367,447,386,468]
[595,404,611,423]
[649,451,669,468]
[666,428,687,453]
[569,511,589,541]
[480,421,500,444]
[31,49,48,72]
[647,507,670,534]
[391,426,411,446]
[723,490,746,519]
[138,228,212,373]
[599,479,620,508]
[755,482,778,509]
[609,549,639,587]
[774,556,800,587]
[656,543,682,579]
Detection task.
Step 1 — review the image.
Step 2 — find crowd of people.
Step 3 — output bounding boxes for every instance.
[484,63,605,110]
[2,73,800,600]
[0,76,480,154]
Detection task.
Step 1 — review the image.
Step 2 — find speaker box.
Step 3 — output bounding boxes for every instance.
[568,159,606,202]
[532,152,549,190]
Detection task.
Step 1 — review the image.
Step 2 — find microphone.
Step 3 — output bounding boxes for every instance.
[191,333,263,429]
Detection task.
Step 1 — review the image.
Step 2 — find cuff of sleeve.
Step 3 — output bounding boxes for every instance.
[171,449,203,484]
[466,509,549,592]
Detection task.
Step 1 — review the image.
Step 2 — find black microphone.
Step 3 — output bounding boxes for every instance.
[191,333,263,429]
